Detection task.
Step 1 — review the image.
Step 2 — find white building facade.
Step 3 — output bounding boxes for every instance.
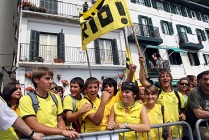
[16,0,209,94]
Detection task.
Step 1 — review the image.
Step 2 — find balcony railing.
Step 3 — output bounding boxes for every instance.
[19,43,126,65]
[178,32,200,44]
[127,23,161,39]
[23,0,83,17]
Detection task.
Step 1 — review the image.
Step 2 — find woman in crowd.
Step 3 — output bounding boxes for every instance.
[144,84,171,140]
[107,82,150,140]
[178,77,190,106]
[139,56,185,139]
[1,81,22,138]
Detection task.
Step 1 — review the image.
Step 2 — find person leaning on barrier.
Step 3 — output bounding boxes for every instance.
[139,56,185,140]
[78,77,110,132]
[19,67,79,139]
[186,70,209,140]
[0,97,44,140]
[107,81,150,140]
[143,85,172,140]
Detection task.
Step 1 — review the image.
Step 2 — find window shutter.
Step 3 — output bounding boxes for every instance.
[94,39,101,64]
[138,15,144,36]
[187,27,192,34]
[187,53,193,66]
[181,7,187,17]
[112,39,119,65]
[163,2,170,12]
[130,0,136,3]
[57,32,65,62]
[170,4,176,14]
[196,12,201,21]
[30,30,39,61]
[203,54,209,65]
[148,18,154,37]
[151,0,157,9]
[160,20,165,34]
[201,30,207,41]
[168,22,174,35]
[187,9,192,18]
[201,14,206,22]
[176,24,181,33]
[144,0,151,7]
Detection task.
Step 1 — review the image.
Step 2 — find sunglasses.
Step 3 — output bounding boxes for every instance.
[122,82,134,86]
[180,83,189,86]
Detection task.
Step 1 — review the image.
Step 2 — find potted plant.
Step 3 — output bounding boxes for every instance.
[57,74,61,81]
[61,80,69,87]
[25,72,32,79]
[25,86,34,94]
[118,73,125,80]
[21,1,31,10]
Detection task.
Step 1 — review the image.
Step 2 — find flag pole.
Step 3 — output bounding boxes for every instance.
[85,50,92,77]
[130,25,148,78]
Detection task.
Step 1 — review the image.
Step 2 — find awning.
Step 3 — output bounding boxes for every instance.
[166,47,187,53]
[146,45,166,49]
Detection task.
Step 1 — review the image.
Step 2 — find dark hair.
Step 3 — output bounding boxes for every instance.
[144,85,158,95]
[70,77,84,90]
[197,70,209,79]
[57,86,64,98]
[186,75,196,82]
[84,77,99,89]
[1,81,20,108]
[101,78,118,96]
[121,82,139,100]
[31,67,53,88]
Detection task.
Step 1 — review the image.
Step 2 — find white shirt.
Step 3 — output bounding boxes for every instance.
[0,99,18,131]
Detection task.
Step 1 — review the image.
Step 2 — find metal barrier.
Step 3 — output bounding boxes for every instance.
[39,121,193,140]
[195,119,209,140]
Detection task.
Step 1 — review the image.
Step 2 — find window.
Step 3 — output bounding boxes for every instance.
[191,11,196,19]
[94,39,119,65]
[156,1,164,10]
[40,0,57,14]
[130,0,145,5]
[176,6,182,15]
[188,52,200,66]
[160,20,174,35]
[204,15,209,22]
[203,54,209,65]
[196,29,207,42]
[168,50,182,65]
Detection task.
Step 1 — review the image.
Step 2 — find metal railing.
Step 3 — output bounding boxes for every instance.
[127,23,161,39]
[24,0,83,17]
[40,121,193,140]
[195,119,209,140]
[19,43,126,65]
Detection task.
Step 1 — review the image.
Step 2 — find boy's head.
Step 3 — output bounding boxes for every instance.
[31,67,53,88]
[101,78,118,96]
[84,77,99,100]
[70,77,84,98]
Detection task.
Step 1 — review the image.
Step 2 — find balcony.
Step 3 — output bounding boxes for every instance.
[21,0,83,23]
[18,43,126,68]
[127,23,163,45]
[178,32,203,50]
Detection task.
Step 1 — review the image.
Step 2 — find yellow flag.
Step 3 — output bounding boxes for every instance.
[80,0,132,50]
[126,45,138,83]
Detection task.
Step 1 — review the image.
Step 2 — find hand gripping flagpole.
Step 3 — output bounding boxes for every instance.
[130,25,148,78]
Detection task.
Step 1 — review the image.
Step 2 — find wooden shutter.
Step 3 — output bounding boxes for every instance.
[170,4,176,14]
[138,15,144,36]
[203,54,209,65]
[144,0,151,7]
[30,30,39,61]
[151,0,157,9]
[187,53,193,66]
[160,20,165,34]
[130,0,136,3]
[94,39,101,64]
[201,30,207,41]
[181,7,187,17]
[196,12,201,21]
[187,27,192,34]
[57,33,65,62]
[163,2,170,12]
[168,22,174,35]
[187,9,192,18]
[148,18,154,37]
[112,39,119,65]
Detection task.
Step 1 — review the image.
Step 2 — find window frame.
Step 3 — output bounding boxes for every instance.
[167,50,182,65]
[203,54,209,65]
[188,52,200,66]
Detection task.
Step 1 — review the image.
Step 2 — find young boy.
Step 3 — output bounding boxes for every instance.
[19,67,79,139]
[63,77,92,132]
[78,77,110,132]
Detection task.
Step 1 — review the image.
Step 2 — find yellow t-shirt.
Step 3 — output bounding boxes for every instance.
[106,90,122,115]
[114,102,144,140]
[78,96,108,132]
[144,104,171,140]
[157,90,185,138]
[19,92,63,128]
[0,98,18,140]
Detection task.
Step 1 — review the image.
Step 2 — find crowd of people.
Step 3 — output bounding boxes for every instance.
[0,55,209,140]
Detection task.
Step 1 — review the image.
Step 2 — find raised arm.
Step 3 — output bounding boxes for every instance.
[125,64,137,82]
[139,56,151,87]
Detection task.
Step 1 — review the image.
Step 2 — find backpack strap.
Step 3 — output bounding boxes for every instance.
[174,90,181,110]
[83,97,93,108]
[50,93,58,108]
[161,106,165,123]
[28,92,39,114]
